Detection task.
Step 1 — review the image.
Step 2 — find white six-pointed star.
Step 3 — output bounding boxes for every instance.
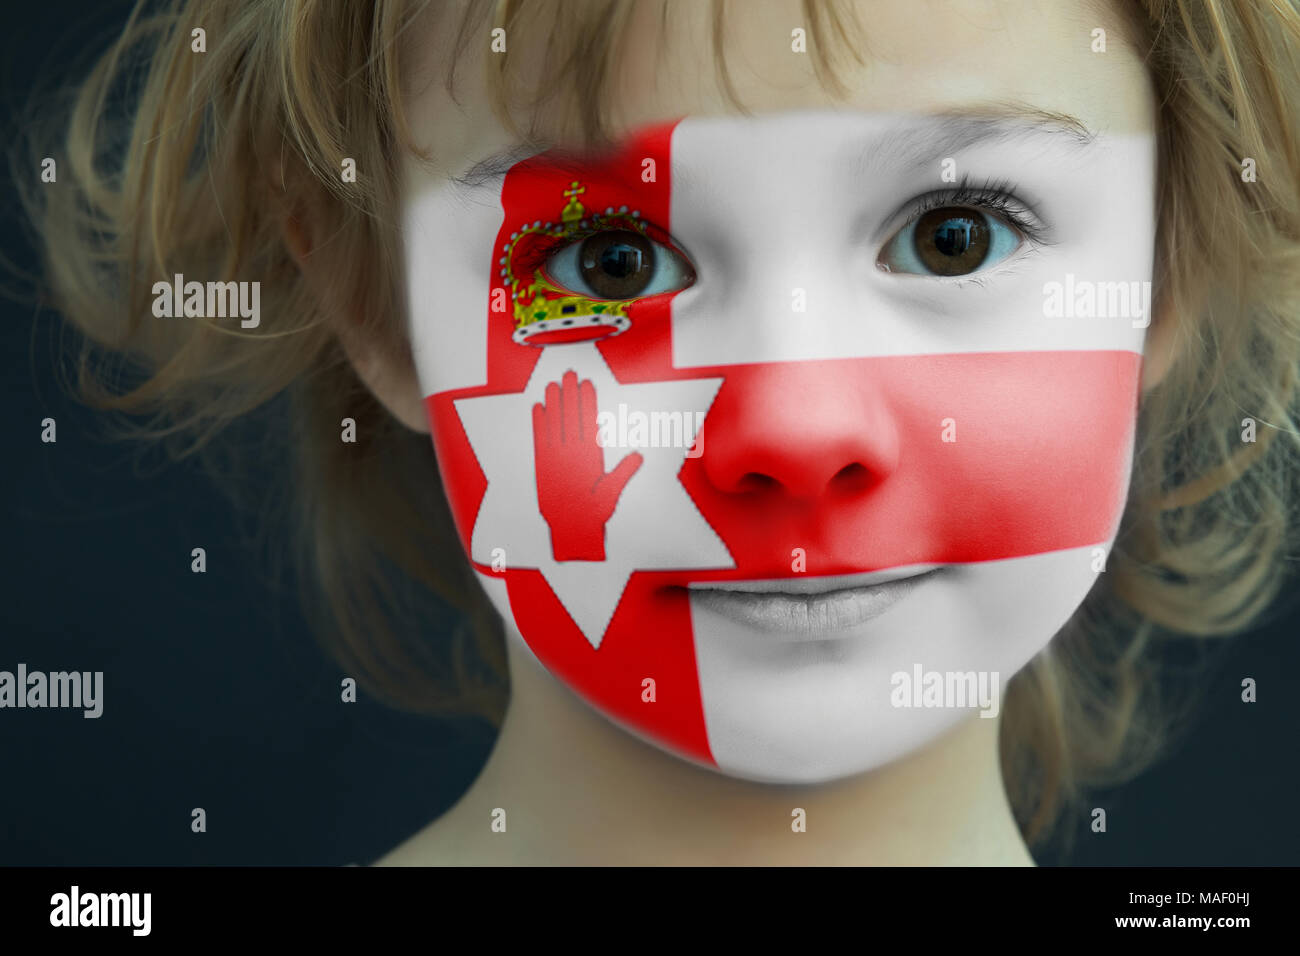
[455,342,733,648]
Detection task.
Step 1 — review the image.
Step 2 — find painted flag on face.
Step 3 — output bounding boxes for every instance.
[412,113,1153,778]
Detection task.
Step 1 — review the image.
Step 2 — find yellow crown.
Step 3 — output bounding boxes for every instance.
[499,181,646,346]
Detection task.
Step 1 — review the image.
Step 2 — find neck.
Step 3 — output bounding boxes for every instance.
[385,636,1036,866]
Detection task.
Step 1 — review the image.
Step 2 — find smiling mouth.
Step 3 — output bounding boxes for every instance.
[684,566,942,639]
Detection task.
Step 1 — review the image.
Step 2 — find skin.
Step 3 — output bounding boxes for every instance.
[291,0,1174,864]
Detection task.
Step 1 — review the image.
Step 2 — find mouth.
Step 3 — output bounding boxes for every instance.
[684,566,942,639]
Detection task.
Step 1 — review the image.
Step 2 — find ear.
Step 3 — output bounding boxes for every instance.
[283,211,431,434]
[1139,295,1177,394]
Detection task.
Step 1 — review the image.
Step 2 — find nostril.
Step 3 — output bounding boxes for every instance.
[830,462,874,495]
[734,472,781,494]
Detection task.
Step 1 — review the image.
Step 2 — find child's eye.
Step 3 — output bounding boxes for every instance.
[542,229,695,300]
[877,205,1025,278]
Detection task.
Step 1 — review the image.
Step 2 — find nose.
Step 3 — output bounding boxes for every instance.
[700,361,900,501]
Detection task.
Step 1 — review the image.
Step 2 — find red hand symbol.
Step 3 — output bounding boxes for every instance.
[532,370,643,561]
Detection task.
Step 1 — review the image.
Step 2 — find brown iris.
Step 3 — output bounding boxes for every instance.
[912,207,992,276]
[578,230,655,298]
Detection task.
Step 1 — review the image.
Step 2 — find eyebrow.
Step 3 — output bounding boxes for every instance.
[450,104,1098,190]
[448,143,554,189]
[933,103,1095,143]
[863,104,1098,173]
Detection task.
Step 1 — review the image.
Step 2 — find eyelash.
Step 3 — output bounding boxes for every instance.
[514,219,679,285]
[895,176,1048,246]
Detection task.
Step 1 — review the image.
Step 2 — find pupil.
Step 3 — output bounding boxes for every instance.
[933,219,973,257]
[600,243,643,278]
[913,207,991,276]
[579,230,655,298]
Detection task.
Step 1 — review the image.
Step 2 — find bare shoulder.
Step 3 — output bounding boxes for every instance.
[372,818,469,866]
[371,808,519,866]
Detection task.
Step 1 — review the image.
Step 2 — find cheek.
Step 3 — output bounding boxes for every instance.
[890,350,1140,558]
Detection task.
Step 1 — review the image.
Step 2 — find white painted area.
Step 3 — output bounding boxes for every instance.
[691,545,1105,782]
[668,113,1155,367]
[403,163,504,392]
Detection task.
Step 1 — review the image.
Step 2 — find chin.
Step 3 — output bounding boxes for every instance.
[677,553,1100,781]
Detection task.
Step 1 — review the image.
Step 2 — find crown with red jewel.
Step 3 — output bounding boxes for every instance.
[499,181,647,347]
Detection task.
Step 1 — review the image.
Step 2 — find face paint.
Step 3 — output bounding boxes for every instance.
[404,112,1156,783]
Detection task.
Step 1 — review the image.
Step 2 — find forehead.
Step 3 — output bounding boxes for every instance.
[403,0,1155,175]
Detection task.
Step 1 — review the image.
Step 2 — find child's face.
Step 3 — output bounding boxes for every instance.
[397,0,1160,781]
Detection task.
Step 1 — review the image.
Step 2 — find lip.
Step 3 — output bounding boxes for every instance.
[685,566,941,639]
